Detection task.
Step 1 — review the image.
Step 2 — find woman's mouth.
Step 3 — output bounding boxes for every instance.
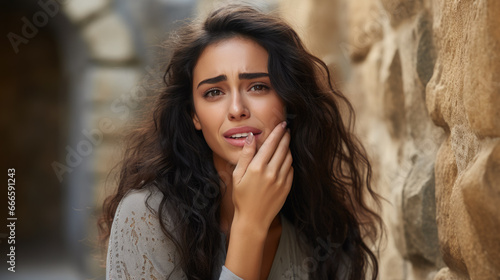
[223,127,262,147]
[224,133,261,147]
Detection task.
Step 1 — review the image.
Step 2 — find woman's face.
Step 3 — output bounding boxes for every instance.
[192,37,286,169]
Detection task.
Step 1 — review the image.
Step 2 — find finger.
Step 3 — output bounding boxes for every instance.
[274,165,294,213]
[268,130,291,171]
[253,121,287,164]
[278,149,293,179]
[284,166,294,192]
[233,132,257,182]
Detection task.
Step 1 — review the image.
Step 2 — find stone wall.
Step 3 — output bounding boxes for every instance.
[280,0,500,279]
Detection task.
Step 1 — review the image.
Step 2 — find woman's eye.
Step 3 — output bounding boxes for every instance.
[204,89,222,97]
[250,84,269,92]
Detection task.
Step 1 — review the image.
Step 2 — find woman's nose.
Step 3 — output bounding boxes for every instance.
[227,91,250,121]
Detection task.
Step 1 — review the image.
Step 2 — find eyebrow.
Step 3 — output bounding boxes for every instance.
[196,72,269,89]
[239,72,269,80]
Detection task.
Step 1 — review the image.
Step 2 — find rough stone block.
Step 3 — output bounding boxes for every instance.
[459,140,500,279]
[462,0,500,138]
[434,138,467,274]
[402,157,443,267]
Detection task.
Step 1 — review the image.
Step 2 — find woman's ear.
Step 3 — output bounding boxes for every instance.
[192,113,202,130]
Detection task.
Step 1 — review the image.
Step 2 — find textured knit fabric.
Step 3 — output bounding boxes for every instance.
[106,187,311,280]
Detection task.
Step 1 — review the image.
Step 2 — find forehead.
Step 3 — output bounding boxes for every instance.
[193,37,269,81]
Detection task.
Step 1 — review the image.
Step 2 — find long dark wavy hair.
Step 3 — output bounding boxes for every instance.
[99,4,383,280]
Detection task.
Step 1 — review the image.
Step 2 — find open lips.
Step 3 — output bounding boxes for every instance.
[223,126,262,146]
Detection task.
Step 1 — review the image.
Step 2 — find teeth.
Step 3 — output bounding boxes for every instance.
[230,132,249,139]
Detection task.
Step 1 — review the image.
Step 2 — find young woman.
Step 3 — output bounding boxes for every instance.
[100,4,382,280]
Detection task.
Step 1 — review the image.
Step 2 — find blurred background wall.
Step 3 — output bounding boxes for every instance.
[1,0,498,279]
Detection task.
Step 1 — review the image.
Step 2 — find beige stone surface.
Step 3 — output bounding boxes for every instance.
[428,0,500,138]
[426,0,500,279]
[464,5,500,138]
[433,137,466,275]
[458,140,500,279]
[82,12,135,62]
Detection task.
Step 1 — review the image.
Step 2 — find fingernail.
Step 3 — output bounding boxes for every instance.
[281,121,287,129]
[245,132,254,144]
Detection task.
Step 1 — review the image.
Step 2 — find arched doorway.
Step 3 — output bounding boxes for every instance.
[1,1,86,279]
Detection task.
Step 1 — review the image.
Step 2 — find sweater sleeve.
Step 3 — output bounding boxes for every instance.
[106,189,185,279]
[106,188,244,280]
[220,266,244,280]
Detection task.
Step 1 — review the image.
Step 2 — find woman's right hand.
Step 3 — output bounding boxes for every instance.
[224,121,293,280]
[231,120,294,234]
